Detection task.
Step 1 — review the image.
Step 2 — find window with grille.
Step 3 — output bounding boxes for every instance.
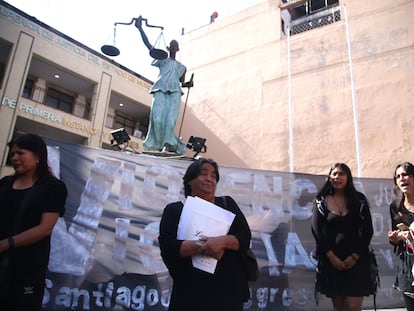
[281,0,340,36]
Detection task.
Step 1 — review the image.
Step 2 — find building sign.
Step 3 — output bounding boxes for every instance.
[1,96,97,134]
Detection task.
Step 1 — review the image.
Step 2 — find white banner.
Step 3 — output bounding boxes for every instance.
[42,138,403,310]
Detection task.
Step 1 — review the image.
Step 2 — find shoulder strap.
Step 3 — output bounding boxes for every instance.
[222,196,236,212]
[221,196,228,210]
[222,196,238,215]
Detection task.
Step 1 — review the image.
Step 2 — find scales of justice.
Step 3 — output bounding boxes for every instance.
[101,15,168,60]
[101,16,204,158]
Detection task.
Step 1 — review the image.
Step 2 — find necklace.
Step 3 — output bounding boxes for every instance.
[333,195,346,215]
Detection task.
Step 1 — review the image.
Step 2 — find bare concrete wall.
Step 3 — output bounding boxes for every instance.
[177,0,414,178]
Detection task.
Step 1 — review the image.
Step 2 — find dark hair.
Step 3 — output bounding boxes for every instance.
[8,133,53,179]
[316,163,362,211]
[393,162,414,185]
[392,162,414,210]
[183,158,219,197]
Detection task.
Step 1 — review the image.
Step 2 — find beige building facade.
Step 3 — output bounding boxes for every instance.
[0,0,413,179]
[177,0,414,178]
[0,1,154,177]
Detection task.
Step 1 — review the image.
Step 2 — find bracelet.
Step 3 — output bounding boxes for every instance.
[351,254,358,261]
[8,236,15,249]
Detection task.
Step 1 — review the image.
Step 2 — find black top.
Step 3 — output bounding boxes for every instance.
[390,202,414,293]
[158,196,251,311]
[0,175,67,267]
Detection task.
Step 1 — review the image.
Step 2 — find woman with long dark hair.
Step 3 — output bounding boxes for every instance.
[388,162,414,310]
[311,163,374,311]
[0,133,67,310]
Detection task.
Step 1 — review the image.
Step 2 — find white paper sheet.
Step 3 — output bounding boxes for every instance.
[177,196,235,273]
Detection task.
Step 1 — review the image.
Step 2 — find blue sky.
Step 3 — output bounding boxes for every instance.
[6,0,264,81]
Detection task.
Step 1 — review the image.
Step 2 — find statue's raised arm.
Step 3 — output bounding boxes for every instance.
[134,16,168,60]
[134,16,153,51]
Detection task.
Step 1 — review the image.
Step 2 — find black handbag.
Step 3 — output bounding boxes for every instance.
[243,248,259,282]
[368,246,380,311]
[369,247,380,294]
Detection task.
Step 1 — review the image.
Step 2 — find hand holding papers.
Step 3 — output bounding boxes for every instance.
[177,196,235,273]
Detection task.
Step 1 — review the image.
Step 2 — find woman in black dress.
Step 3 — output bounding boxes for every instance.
[311,163,374,311]
[388,162,414,310]
[158,158,251,311]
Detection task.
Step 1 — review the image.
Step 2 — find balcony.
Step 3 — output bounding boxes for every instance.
[281,0,340,36]
[23,57,150,148]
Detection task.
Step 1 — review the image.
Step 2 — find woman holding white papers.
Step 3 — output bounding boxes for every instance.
[158,158,252,311]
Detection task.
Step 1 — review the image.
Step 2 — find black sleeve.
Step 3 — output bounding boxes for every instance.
[390,202,401,230]
[42,178,67,217]
[356,195,373,255]
[390,202,405,253]
[158,202,188,277]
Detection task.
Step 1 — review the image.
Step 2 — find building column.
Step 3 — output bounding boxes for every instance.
[88,72,112,148]
[0,31,34,167]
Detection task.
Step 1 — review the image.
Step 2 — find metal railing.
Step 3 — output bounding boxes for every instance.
[290,6,341,35]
